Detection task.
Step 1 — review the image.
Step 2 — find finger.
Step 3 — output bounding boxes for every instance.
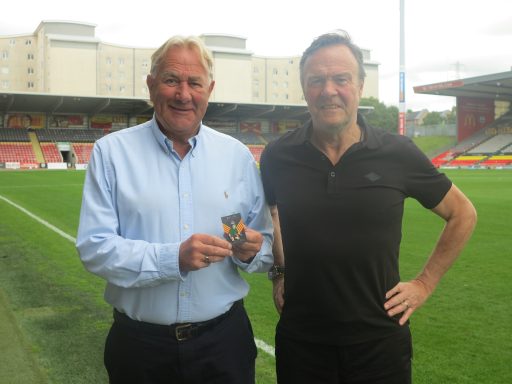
[385,283,403,299]
[233,241,259,254]
[202,243,233,258]
[243,228,263,244]
[398,307,414,326]
[202,235,233,250]
[384,294,407,311]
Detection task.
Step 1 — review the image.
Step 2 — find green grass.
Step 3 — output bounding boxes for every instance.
[0,169,511,383]
[412,135,457,156]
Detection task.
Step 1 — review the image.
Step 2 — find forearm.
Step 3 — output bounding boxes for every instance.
[270,205,285,266]
[416,186,477,293]
[77,234,183,287]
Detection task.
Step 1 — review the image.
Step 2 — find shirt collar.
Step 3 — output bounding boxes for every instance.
[150,115,200,155]
[286,112,380,150]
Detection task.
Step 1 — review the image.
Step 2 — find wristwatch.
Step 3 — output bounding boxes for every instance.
[268,265,285,281]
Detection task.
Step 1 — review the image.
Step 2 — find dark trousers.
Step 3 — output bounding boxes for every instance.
[104,302,257,384]
[276,329,412,384]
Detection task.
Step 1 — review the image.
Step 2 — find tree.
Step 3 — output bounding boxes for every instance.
[422,111,443,126]
[360,97,399,133]
[445,107,457,124]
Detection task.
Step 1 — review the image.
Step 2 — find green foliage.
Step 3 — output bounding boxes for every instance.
[1,169,511,384]
[445,107,457,124]
[423,111,443,126]
[360,96,399,132]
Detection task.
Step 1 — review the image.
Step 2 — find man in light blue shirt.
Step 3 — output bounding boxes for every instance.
[76,35,273,384]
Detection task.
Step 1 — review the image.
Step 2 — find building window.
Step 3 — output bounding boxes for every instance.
[106,57,112,65]
[27,81,34,88]
[1,51,9,60]
[283,81,288,88]
[1,67,9,75]
[118,58,125,65]
[27,53,34,60]
[272,93,278,99]
[272,68,278,75]
[9,39,16,46]
[253,66,259,74]
[27,67,34,74]
[1,80,9,89]
[272,81,278,88]
[25,39,32,45]
[252,90,259,98]
[119,85,125,92]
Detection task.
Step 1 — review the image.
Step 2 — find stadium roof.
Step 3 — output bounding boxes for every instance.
[413,71,512,102]
[0,92,311,121]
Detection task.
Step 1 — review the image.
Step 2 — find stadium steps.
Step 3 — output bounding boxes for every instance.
[28,132,45,163]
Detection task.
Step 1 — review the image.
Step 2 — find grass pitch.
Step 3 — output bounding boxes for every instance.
[0,169,510,383]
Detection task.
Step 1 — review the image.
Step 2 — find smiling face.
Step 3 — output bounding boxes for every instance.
[146,45,215,142]
[301,44,364,135]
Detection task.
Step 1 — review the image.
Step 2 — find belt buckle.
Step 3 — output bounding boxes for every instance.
[175,323,193,341]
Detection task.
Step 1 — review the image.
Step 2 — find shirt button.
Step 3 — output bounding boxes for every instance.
[183,193,189,198]
[183,224,189,230]
[330,171,336,177]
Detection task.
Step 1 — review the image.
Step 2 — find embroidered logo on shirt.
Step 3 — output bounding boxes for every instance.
[364,172,381,182]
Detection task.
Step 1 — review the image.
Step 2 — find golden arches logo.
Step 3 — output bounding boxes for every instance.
[464,113,476,127]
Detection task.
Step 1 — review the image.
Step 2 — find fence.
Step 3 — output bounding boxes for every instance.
[405,123,456,137]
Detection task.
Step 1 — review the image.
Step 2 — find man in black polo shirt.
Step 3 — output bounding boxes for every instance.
[260,30,477,384]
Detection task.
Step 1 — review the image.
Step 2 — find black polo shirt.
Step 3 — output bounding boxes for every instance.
[260,115,452,345]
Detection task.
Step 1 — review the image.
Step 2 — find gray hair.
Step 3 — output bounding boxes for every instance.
[150,35,213,80]
[300,30,366,86]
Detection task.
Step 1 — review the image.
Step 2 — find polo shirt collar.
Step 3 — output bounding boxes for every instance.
[288,112,381,150]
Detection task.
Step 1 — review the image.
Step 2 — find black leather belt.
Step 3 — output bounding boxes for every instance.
[113,300,242,342]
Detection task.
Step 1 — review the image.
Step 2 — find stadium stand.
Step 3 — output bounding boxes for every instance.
[430,150,456,167]
[36,128,104,143]
[467,134,512,154]
[247,145,265,163]
[230,131,266,145]
[72,143,94,164]
[0,142,37,163]
[40,143,63,163]
[479,155,512,167]
[0,128,30,142]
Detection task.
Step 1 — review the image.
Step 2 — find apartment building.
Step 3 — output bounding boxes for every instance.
[0,20,379,103]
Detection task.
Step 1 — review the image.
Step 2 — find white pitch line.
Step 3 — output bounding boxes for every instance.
[0,194,76,243]
[0,193,276,358]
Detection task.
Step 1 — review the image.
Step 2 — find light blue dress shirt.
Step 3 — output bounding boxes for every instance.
[76,117,273,325]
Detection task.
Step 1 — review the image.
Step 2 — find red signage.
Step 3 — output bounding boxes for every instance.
[457,97,494,141]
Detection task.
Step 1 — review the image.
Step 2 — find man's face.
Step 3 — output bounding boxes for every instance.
[146,46,214,140]
[301,44,364,134]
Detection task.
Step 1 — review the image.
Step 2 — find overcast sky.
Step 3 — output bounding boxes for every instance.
[2,0,512,112]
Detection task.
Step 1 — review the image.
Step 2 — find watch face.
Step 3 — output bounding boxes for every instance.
[268,265,284,280]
